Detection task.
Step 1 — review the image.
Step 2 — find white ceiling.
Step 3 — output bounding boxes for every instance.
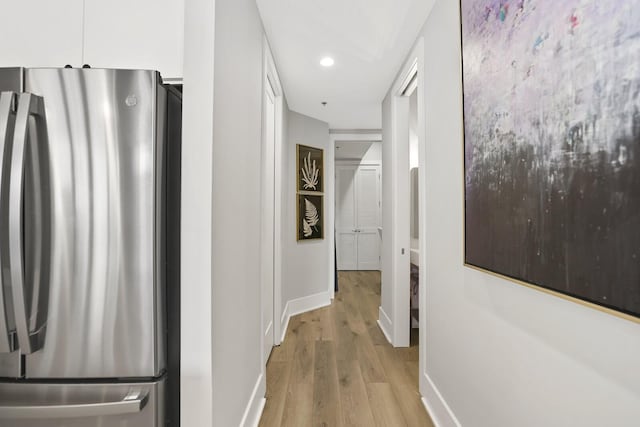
[256,0,435,129]
[335,142,374,160]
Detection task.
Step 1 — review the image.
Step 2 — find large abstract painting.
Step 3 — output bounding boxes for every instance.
[461,1,640,318]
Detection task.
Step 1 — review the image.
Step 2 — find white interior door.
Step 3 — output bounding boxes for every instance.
[336,164,381,270]
[356,166,381,270]
[261,82,275,363]
[336,166,358,270]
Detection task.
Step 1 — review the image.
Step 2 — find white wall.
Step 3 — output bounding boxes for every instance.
[387,1,640,425]
[181,0,215,425]
[283,111,332,309]
[209,0,268,424]
[362,142,382,163]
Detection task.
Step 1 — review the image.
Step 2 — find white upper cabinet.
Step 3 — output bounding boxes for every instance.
[83,0,184,81]
[0,0,84,68]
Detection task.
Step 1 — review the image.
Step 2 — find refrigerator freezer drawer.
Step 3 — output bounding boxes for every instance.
[0,378,164,426]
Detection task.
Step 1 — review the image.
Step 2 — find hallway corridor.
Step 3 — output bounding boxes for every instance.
[259,272,433,427]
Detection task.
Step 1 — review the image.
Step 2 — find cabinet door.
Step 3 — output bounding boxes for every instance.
[357,231,380,270]
[83,0,184,80]
[336,164,381,271]
[0,0,83,68]
[336,232,358,270]
[356,166,381,270]
[336,166,358,270]
[356,166,380,229]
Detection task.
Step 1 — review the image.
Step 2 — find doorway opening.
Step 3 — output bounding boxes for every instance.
[261,79,276,364]
[383,37,428,397]
[261,41,285,369]
[335,141,382,272]
[407,82,421,351]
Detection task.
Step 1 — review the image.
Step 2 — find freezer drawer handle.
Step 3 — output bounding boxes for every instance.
[0,92,17,354]
[8,92,50,355]
[0,389,149,419]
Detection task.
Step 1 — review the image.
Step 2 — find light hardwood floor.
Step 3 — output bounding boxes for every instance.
[259,271,434,427]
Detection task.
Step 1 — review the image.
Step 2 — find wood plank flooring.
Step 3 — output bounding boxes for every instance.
[259,271,434,427]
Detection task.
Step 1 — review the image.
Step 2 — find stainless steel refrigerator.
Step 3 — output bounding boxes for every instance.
[0,67,181,426]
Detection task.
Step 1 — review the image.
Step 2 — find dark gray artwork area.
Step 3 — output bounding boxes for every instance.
[461,0,640,317]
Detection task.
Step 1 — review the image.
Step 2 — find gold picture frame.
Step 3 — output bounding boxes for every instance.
[297,194,323,241]
[297,144,324,193]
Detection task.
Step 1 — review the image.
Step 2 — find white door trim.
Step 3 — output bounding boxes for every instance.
[329,133,380,299]
[261,37,284,372]
[386,36,429,404]
[385,37,426,350]
[261,79,276,365]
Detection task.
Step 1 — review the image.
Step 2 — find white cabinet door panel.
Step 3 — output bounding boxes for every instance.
[356,167,380,229]
[357,232,381,270]
[0,0,84,68]
[336,166,357,229]
[337,232,358,270]
[335,164,381,271]
[84,0,184,80]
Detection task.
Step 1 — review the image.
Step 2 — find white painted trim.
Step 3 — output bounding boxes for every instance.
[377,306,393,345]
[384,37,426,349]
[390,95,411,348]
[260,73,276,366]
[279,300,291,343]
[239,374,267,427]
[277,292,331,344]
[327,141,336,300]
[335,160,381,167]
[330,128,382,134]
[162,77,184,85]
[180,0,215,425]
[287,291,332,317]
[330,133,382,144]
[262,36,285,362]
[421,374,461,427]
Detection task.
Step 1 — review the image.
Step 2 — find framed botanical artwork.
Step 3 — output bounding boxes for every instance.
[461,0,640,320]
[297,194,323,241]
[297,144,323,193]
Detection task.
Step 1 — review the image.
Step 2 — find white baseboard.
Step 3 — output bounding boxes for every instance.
[377,306,393,345]
[239,373,266,427]
[288,291,331,317]
[278,291,331,343]
[421,373,461,427]
[279,301,290,343]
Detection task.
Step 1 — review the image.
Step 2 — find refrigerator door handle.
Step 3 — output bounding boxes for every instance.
[0,390,149,419]
[0,92,17,354]
[8,93,49,354]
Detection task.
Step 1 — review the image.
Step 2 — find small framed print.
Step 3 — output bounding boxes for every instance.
[297,194,323,241]
[297,144,323,193]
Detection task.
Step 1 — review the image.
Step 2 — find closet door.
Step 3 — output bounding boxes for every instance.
[356,166,381,270]
[336,164,381,270]
[336,166,358,270]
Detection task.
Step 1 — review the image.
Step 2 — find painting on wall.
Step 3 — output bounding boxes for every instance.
[297,194,323,241]
[461,0,640,319]
[297,144,324,193]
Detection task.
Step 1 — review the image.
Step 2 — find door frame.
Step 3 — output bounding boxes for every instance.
[261,38,284,369]
[330,132,381,299]
[384,37,426,351]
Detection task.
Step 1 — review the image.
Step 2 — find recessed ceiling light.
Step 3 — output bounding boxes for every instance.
[320,57,335,67]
